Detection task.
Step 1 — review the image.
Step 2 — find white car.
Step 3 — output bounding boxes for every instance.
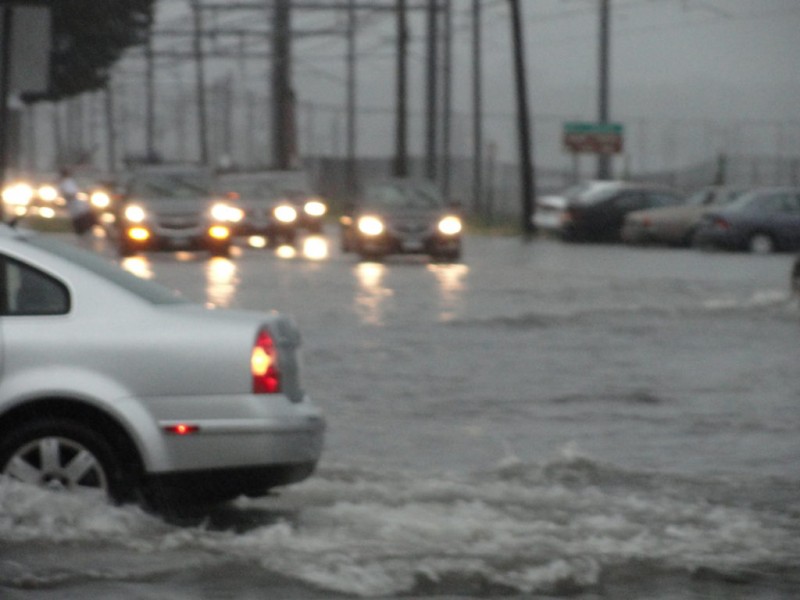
[0,224,325,510]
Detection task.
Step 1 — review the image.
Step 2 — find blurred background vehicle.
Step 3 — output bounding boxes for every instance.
[538,180,684,242]
[533,180,626,235]
[340,178,462,262]
[692,187,800,253]
[621,185,748,247]
[116,164,241,257]
[217,171,305,248]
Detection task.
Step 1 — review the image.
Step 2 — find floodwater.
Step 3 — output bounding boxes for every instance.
[2,232,799,599]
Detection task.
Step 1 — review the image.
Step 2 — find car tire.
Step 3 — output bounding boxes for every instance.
[209,243,231,258]
[748,233,775,254]
[0,418,132,504]
[791,257,800,296]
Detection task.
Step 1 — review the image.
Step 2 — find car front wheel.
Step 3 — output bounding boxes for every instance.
[748,233,775,254]
[0,418,131,503]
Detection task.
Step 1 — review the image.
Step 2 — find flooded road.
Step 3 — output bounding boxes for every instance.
[2,231,799,599]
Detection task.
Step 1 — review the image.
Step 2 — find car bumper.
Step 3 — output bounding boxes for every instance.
[121,224,231,251]
[692,227,745,250]
[357,234,461,256]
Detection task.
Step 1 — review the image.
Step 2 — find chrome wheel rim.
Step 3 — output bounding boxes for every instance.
[3,436,108,493]
[749,234,774,254]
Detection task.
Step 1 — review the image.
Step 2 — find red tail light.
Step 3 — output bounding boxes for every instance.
[252,329,280,394]
[712,217,731,230]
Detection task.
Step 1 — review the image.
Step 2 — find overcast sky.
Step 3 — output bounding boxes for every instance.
[141,0,800,169]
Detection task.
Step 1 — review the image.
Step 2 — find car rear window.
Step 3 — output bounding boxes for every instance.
[26,236,187,305]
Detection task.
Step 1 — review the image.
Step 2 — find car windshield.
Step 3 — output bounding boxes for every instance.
[26,235,187,305]
[129,171,213,200]
[724,190,784,212]
[362,181,444,209]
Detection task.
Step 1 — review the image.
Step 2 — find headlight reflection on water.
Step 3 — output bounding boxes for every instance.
[205,257,238,308]
[121,256,153,280]
[355,261,391,326]
[427,263,469,322]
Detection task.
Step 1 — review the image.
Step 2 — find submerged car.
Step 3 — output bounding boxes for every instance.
[0,224,325,510]
[622,185,747,247]
[537,181,684,242]
[116,165,241,257]
[340,178,463,262]
[218,171,305,248]
[692,187,800,253]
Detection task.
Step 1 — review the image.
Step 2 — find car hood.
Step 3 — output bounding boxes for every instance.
[131,198,214,216]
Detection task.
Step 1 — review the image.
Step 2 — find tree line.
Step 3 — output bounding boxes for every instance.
[21,0,155,103]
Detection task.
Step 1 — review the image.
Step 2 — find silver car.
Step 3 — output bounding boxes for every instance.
[0,225,325,510]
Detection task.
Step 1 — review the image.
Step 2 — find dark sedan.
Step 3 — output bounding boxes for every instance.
[550,181,684,242]
[340,179,463,262]
[692,187,800,253]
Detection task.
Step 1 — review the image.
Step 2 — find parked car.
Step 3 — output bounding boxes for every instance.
[218,171,304,248]
[533,180,626,235]
[0,224,325,510]
[791,255,800,296]
[621,185,747,247]
[692,187,800,253]
[116,165,241,257]
[536,181,684,242]
[340,178,463,262]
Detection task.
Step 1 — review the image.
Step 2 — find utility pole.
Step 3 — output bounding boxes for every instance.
[424,0,437,181]
[104,80,117,173]
[345,0,357,195]
[393,0,408,178]
[191,0,210,165]
[145,31,156,161]
[441,0,452,198]
[471,0,482,216]
[597,0,611,180]
[509,0,536,237]
[0,7,13,217]
[271,0,293,170]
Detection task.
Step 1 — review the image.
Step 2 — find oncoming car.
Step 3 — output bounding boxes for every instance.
[117,165,242,257]
[340,178,463,262]
[0,225,325,510]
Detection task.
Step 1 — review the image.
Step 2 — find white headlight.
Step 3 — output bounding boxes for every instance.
[304,199,327,217]
[438,215,462,236]
[90,190,111,209]
[2,182,33,206]
[124,204,146,223]
[274,204,298,223]
[38,185,59,202]
[211,202,242,222]
[358,215,385,236]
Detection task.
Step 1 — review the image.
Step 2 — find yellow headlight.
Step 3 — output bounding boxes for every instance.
[128,227,150,241]
[209,225,230,240]
[274,204,298,223]
[358,215,385,236]
[438,215,462,236]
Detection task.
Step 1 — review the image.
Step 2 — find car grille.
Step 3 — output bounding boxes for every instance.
[158,215,201,230]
